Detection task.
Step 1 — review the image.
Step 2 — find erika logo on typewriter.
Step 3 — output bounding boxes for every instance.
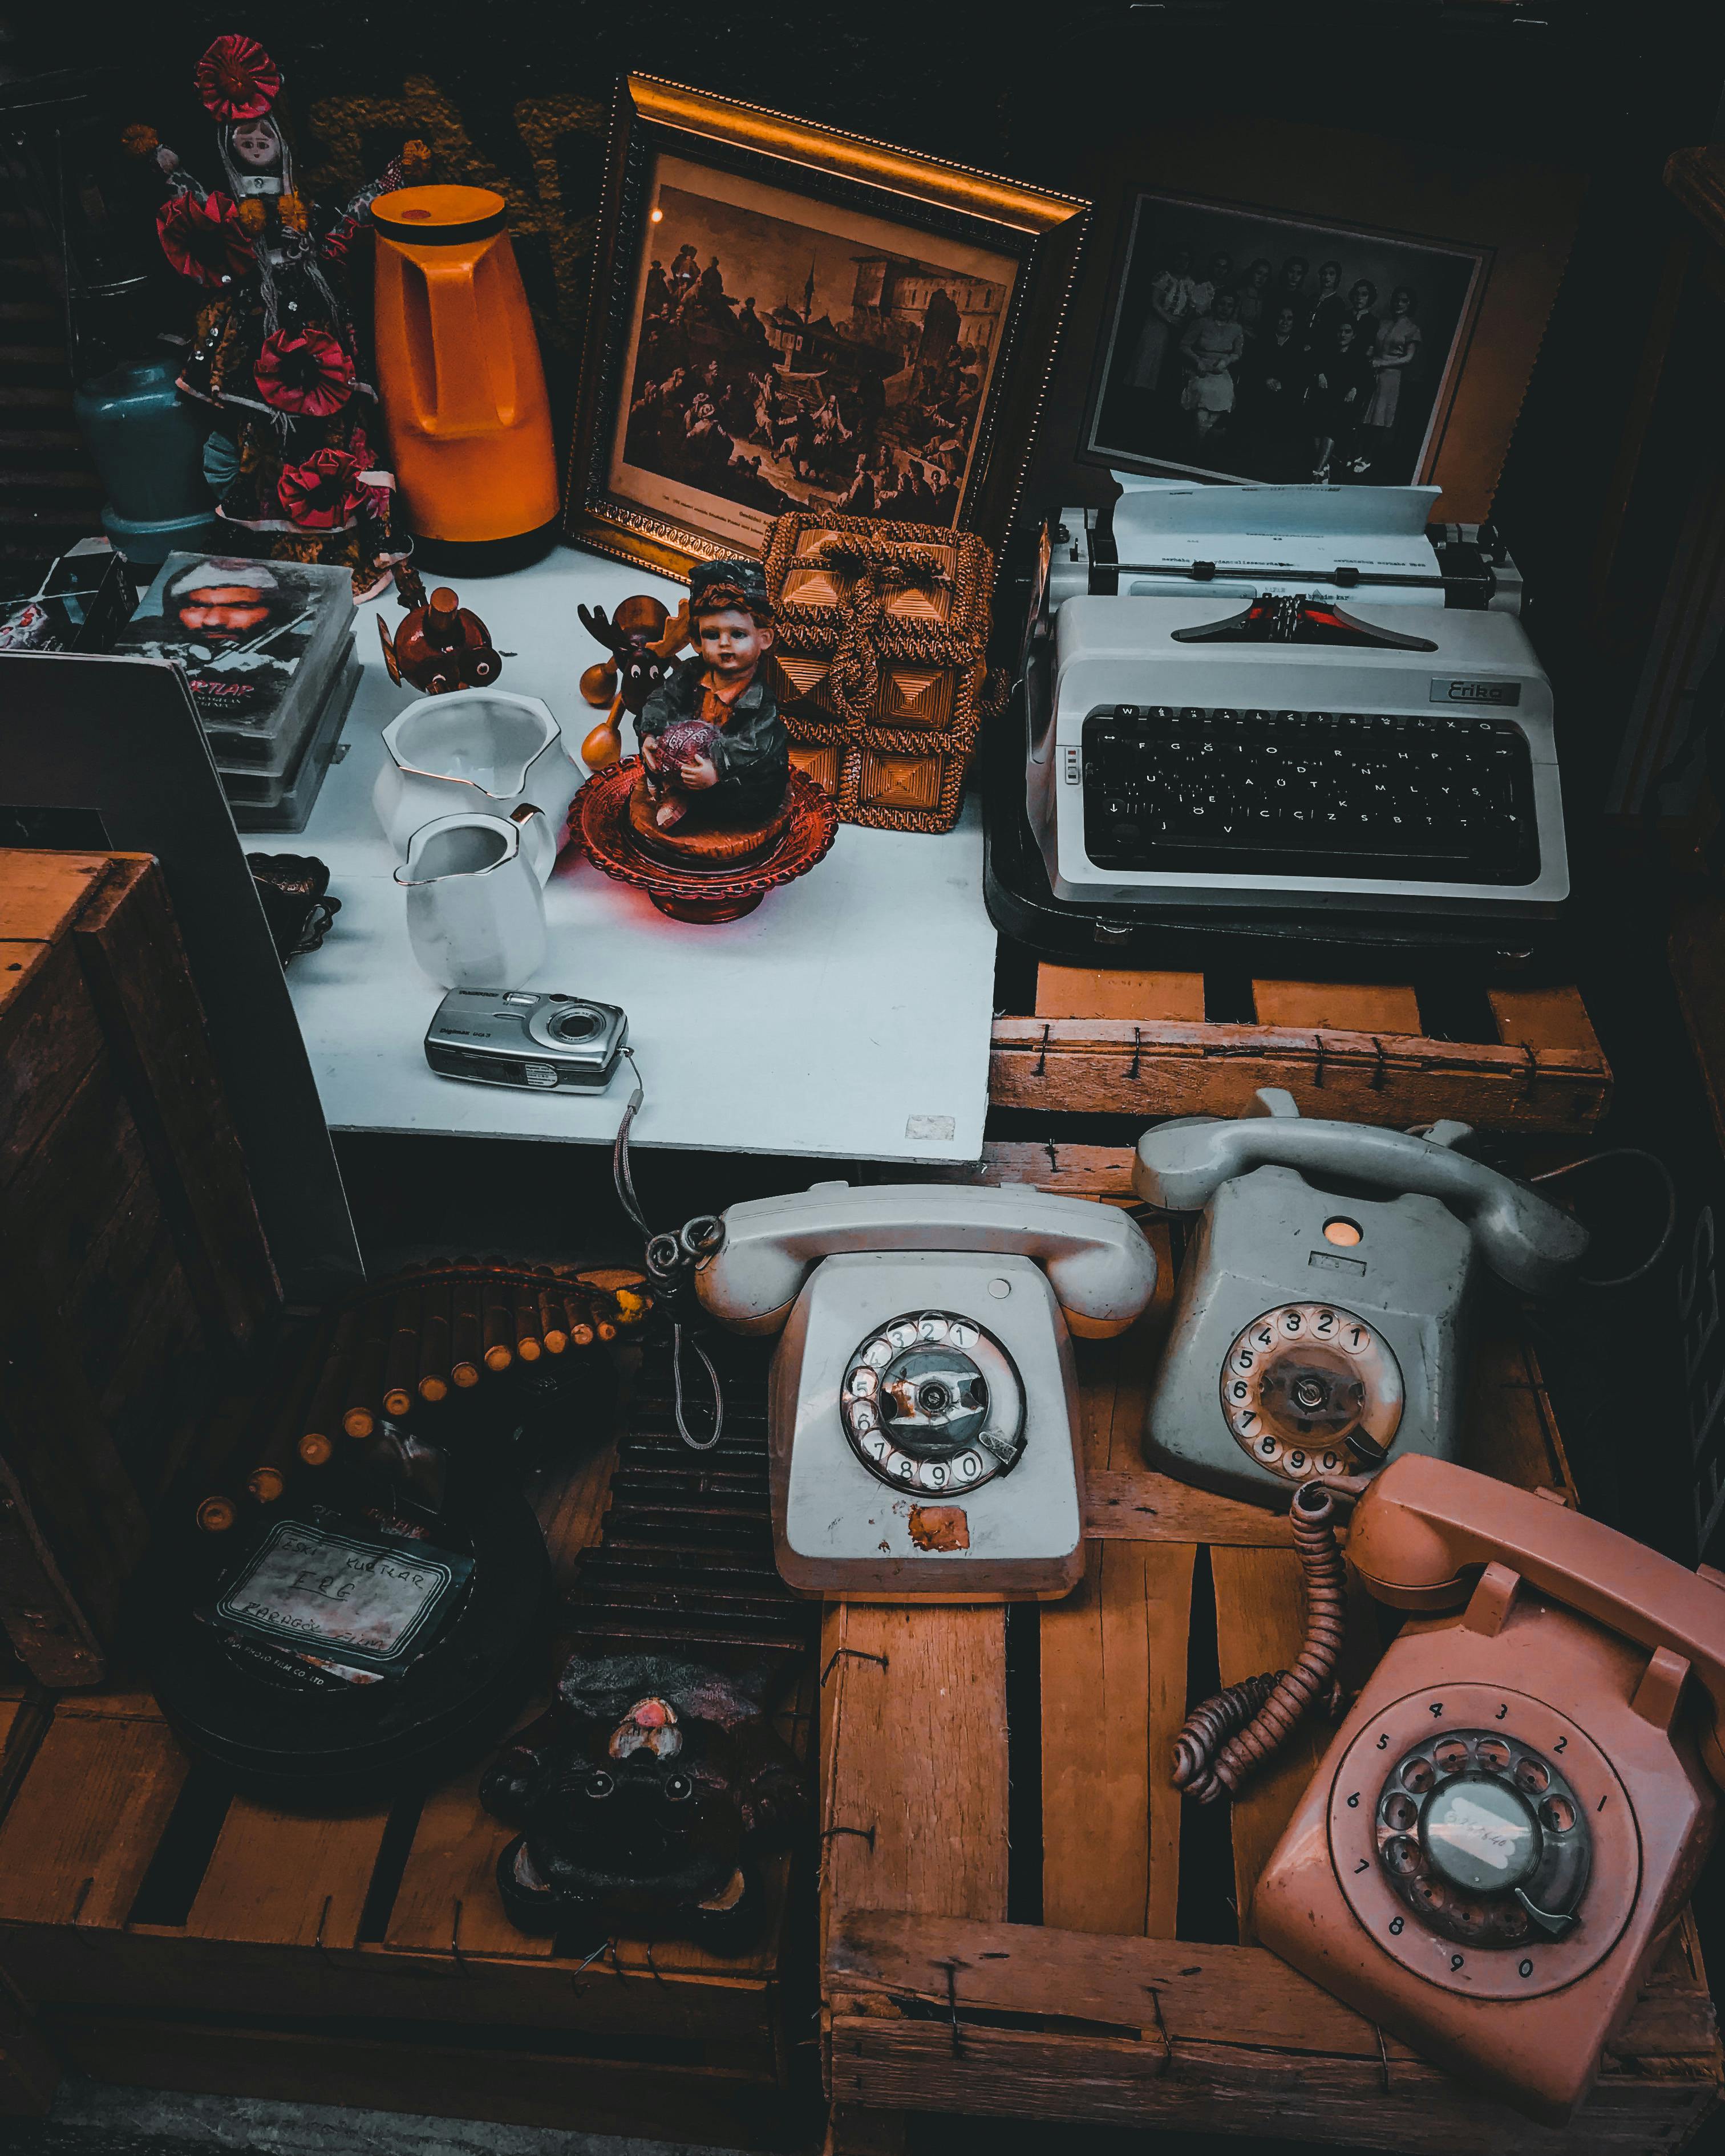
[1430,678,1522,705]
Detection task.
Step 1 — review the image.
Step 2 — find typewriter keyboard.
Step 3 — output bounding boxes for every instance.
[1080,706,1541,885]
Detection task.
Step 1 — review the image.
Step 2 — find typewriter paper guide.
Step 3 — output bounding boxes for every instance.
[1111,481,1443,587]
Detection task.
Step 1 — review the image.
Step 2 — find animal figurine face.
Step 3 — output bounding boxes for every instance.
[379,574,501,695]
[480,1651,805,1948]
[576,596,690,769]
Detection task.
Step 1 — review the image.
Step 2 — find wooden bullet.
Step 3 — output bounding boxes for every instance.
[343,1299,393,1438]
[248,1407,302,1502]
[562,1294,596,1347]
[481,1273,515,1373]
[451,1267,483,1388]
[301,1304,362,1464]
[539,1286,567,1355]
[514,1286,542,1362]
[418,1283,452,1403]
[382,1283,424,1418]
[197,1493,239,1533]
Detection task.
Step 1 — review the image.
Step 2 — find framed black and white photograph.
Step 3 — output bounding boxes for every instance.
[1086,190,1485,489]
[568,77,1088,578]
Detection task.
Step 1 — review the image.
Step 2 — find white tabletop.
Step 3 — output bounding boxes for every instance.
[285,543,997,1164]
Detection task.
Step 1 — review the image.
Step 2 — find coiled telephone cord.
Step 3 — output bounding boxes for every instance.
[1171,1482,1347,1802]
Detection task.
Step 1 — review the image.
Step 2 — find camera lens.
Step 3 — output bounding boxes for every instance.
[549,1007,603,1041]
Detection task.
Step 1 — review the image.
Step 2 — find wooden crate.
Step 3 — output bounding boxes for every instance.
[996,966,1611,1135]
[823,968,1715,2155]
[0,849,277,1686]
[0,1433,816,2150]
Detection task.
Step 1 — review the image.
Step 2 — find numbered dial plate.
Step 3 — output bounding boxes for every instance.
[1329,1683,1639,1999]
[1220,1302,1403,1486]
[842,1311,1025,1497]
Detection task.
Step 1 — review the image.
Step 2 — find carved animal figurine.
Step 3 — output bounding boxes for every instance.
[575,594,690,771]
[479,1651,805,1948]
[378,568,501,694]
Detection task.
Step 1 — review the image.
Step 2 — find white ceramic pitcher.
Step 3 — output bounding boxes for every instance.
[374,689,580,864]
[395,807,549,990]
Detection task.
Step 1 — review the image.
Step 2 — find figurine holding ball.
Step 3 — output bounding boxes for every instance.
[629,558,792,869]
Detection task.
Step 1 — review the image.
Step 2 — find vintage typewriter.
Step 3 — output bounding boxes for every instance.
[1018,484,1567,938]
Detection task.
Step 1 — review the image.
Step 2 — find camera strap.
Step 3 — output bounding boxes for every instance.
[612,1048,728,1452]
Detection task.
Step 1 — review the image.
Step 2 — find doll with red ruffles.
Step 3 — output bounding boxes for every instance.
[124,35,423,598]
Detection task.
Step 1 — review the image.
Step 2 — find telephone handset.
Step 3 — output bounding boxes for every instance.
[695,1182,1158,1600]
[1133,1088,1589,1509]
[1254,1455,1725,2125]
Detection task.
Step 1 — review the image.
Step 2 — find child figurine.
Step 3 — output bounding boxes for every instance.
[630,558,791,865]
[123,35,421,598]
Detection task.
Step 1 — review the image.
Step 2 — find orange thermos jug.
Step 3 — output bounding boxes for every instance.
[370,185,559,557]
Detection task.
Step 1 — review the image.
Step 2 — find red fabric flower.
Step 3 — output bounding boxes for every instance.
[254,327,355,416]
[277,447,365,530]
[156,192,252,286]
[193,35,281,121]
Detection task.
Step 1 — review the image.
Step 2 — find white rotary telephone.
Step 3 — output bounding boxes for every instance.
[694,1182,1159,1600]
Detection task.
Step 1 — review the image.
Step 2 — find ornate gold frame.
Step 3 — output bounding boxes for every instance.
[565,75,1088,579]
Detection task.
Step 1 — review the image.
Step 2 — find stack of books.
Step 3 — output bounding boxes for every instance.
[112,552,359,832]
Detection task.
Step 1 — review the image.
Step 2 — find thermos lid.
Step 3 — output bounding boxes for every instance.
[372,184,507,247]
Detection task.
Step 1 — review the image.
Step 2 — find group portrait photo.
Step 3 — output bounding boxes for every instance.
[1086,189,1485,488]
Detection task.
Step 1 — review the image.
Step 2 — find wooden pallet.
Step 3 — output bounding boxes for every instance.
[0,1428,816,2150]
[819,1142,1721,2155]
[994,967,1612,1135]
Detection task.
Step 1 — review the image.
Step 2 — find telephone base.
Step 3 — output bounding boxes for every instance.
[768,1251,1087,1604]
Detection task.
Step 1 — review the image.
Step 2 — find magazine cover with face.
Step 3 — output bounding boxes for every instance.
[115,552,355,743]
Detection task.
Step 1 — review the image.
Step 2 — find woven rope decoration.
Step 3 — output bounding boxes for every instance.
[762,511,1006,834]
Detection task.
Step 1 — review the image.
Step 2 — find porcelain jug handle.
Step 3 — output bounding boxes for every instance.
[509,802,557,884]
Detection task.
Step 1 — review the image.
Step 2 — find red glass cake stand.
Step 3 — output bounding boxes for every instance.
[571,760,840,923]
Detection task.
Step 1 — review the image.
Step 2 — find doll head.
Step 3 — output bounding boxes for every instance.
[689,557,774,686]
[229,116,282,172]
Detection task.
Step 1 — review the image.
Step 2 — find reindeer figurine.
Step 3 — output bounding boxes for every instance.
[576,595,691,770]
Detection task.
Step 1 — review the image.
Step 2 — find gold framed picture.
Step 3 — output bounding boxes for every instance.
[566,76,1088,578]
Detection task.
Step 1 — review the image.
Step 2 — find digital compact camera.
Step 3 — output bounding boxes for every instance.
[424,990,628,1092]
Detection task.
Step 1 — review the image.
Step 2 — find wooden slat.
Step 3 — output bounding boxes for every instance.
[1210,1550,1381,1941]
[70,858,278,1347]
[0,1712,188,1927]
[990,1016,1611,1135]
[1035,964,1205,1021]
[1488,984,1603,1059]
[187,1800,388,1951]
[828,1908,1720,2064]
[828,1911,1721,2147]
[0,852,111,972]
[1040,1541,1194,1936]
[819,1602,1009,1965]
[387,1752,553,1964]
[1460,1326,1573,1499]
[1252,980,1422,1034]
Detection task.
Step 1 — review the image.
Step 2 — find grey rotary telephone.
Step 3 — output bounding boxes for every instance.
[1134,1088,1591,1509]
[695,1182,1159,1600]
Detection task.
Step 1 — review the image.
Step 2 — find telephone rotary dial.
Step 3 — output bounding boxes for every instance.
[841,1310,1025,1496]
[1220,1300,1403,1488]
[1134,1087,1589,1509]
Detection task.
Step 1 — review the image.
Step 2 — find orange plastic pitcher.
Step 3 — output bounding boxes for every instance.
[371,185,558,548]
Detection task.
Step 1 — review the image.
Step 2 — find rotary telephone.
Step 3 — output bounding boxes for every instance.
[1133,1088,1590,1508]
[693,1182,1158,1600]
[1253,1454,1725,2125]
